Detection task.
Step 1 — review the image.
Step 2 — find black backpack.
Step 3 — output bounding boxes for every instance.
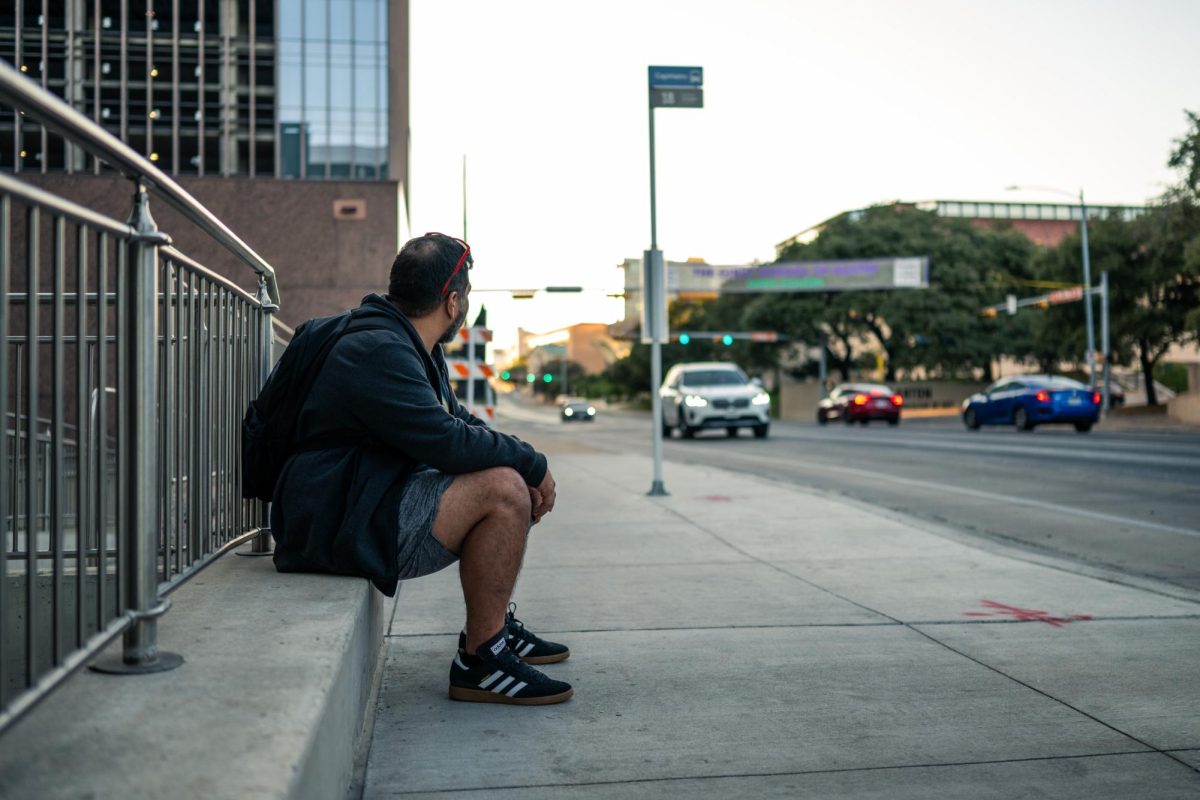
[241,309,385,502]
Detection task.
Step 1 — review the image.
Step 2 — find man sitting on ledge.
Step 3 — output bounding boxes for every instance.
[271,232,572,705]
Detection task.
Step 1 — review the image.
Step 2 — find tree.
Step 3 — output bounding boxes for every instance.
[1035,110,1200,404]
[767,206,1038,381]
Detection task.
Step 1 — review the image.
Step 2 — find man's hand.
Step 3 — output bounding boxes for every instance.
[529,469,556,524]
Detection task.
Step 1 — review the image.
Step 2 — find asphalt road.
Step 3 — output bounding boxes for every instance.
[496,395,1200,593]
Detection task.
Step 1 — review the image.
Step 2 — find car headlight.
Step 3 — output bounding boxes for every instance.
[684,395,709,408]
[752,392,770,406]
[564,408,574,416]
[587,407,596,415]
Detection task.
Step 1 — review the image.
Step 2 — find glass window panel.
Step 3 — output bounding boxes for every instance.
[330,0,352,42]
[354,0,379,43]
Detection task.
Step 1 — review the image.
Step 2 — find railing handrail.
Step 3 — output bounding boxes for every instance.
[0,60,281,308]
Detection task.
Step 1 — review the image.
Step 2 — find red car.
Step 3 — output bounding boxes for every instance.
[816,383,903,426]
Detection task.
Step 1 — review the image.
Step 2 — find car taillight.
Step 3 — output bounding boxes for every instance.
[1035,390,1051,403]
[853,394,868,406]
[891,394,903,406]
[1093,392,1101,404]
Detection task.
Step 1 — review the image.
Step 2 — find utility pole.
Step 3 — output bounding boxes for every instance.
[1078,190,1097,389]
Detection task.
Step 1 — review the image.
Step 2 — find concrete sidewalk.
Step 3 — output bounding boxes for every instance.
[362,448,1200,798]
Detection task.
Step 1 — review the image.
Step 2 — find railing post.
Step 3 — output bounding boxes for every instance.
[92,183,182,674]
[246,280,277,556]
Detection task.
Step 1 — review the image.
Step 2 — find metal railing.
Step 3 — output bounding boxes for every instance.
[0,60,287,733]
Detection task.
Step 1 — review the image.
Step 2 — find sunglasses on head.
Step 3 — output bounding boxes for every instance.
[424,232,472,298]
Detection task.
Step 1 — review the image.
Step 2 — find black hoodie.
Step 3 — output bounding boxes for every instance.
[270,294,547,596]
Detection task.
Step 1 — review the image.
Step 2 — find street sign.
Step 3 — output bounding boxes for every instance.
[648,66,703,88]
[650,88,703,108]
[1048,287,1084,304]
[679,256,930,294]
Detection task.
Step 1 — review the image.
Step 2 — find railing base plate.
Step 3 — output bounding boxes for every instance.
[89,652,185,675]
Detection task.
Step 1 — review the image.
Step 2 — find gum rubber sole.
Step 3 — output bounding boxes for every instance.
[448,685,574,705]
[521,650,570,665]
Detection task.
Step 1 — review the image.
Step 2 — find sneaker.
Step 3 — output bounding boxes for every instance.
[457,603,571,665]
[448,629,573,705]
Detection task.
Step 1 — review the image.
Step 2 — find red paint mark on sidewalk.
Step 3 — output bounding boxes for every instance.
[963,599,1093,627]
[695,495,733,502]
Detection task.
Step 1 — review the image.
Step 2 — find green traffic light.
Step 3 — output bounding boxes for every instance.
[525,373,536,383]
[543,374,553,383]
[722,334,734,346]
[679,333,690,345]
[501,370,511,380]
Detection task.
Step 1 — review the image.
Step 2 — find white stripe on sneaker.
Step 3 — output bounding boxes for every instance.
[515,639,525,650]
[505,681,527,697]
[492,676,515,694]
[478,670,504,689]
[453,653,468,671]
[518,642,535,657]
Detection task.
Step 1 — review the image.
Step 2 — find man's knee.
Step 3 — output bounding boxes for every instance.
[484,467,530,518]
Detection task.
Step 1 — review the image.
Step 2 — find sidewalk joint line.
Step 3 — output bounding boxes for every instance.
[380,750,1164,796]
[900,626,1200,775]
[384,614,1200,640]
[644,503,1193,774]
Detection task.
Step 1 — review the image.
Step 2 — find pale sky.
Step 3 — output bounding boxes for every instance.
[407,0,1200,352]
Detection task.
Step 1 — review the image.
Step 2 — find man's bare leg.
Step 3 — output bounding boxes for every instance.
[432,467,531,652]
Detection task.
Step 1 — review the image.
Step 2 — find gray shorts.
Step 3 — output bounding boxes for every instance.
[396,468,459,580]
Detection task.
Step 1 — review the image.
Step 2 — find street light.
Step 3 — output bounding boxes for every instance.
[1005,185,1097,389]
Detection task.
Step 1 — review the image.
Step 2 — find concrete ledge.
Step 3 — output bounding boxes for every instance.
[1168,392,1200,425]
[0,552,393,800]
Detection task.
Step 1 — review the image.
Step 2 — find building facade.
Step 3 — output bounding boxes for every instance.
[1,0,412,327]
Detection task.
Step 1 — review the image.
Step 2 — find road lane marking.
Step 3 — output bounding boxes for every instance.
[495,408,1200,536]
[682,444,1200,540]
[777,428,1200,469]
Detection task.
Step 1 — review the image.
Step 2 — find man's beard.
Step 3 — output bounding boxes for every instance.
[439,301,469,344]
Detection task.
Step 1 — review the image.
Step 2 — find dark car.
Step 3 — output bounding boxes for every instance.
[560,398,596,422]
[962,375,1100,433]
[817,383,903,426]
[1094,381,1125,407]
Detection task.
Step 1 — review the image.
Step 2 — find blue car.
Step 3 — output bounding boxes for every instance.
[962,375,1101,433]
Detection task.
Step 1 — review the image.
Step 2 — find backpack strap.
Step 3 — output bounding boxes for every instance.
[289,313,398,455]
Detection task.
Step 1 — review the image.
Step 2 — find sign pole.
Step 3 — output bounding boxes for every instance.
[647,93,667,496]
[467,333,476,416]
[644,66,702,497]
[1100,271,1111,416]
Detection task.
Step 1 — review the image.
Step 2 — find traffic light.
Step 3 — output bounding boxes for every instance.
[678,333,690,345]
[501,370,511,380]
[543,373,553,383]
[722,334,734,346]
[525,373,536,384]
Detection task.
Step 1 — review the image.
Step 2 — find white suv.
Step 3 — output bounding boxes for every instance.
[659,362,770,439]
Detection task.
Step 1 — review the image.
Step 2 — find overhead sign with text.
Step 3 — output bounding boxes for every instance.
[679,256,930,294]
[649,65,703,108]
[648,66,703,87]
